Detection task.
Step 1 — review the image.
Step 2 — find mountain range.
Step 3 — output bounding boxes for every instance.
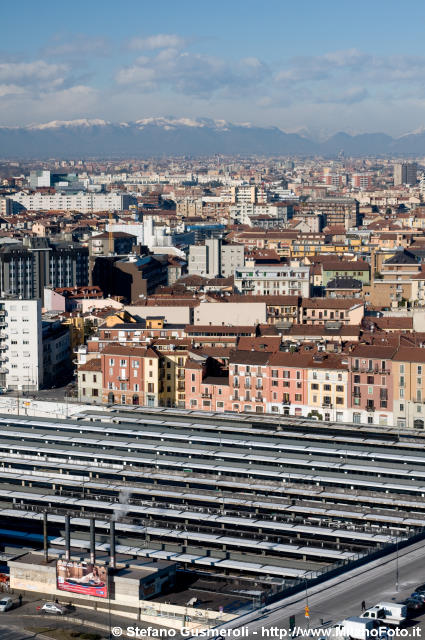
[1,117,425,158]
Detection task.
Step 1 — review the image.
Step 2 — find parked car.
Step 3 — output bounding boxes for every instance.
[38,602,68,615]
[404,596,422,611]
[0,597,13,612]
[411,592,425,603]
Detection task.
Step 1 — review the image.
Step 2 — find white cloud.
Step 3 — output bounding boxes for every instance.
[0,60,67,87]
[116,49,269,97]
[128,34,186,51]
[41,36,110,59]
[0,84,26,97]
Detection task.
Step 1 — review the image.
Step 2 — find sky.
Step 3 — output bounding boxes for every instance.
[2,0,425,136]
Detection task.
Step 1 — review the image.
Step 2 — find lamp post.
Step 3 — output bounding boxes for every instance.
[395,537,399,592]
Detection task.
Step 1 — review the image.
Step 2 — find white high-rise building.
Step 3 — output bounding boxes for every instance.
[10,192,135,213]
[0,298,43,391]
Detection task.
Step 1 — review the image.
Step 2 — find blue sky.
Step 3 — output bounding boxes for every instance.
[2,0,425,135]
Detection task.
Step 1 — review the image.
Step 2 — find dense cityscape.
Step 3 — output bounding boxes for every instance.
[0,156,425,428]
[3,1,425,639]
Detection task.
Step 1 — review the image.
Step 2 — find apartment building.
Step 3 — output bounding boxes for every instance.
[10,192,136,213]
[348,345,396,426]
[229,203,293,226]
[305,353,349,422]
[234,264,310,296]
[101,345,159,406]
[394,163,417,186]
[393,347,425,429]
[0,298,43,391]
[298,197,359,229]
[0,239,88,301]
[188,238,244,278]
[300,299,365,325]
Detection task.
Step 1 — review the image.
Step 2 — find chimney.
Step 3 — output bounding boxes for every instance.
[43,512,49,562]
[90,518,96,565]
[65,514,71,561]
[109,520,116,570]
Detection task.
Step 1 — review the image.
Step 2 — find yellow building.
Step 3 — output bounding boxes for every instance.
[157,346,189,408]
[62,316,85,352]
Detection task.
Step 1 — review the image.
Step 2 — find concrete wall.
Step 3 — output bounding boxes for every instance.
[0,396,92,419]
[8,560,235,631]
[194,302,266,326]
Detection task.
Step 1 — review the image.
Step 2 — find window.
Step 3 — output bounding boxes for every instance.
[353,413,361,424]
[109,359,115,366]
[336,397,344,405]
[324,384,331,391]
[295,394,302,402]
[336,385,343,392]
[354,375,360,384]
[311,383,319,390]
[120,359,127,366]
[132,360,139,368]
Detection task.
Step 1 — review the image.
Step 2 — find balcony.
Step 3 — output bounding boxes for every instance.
[118,376,129,381]
[201,393,212,399]
[366,404,375,412]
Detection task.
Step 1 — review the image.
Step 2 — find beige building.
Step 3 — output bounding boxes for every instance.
[188,239,244,278]
[78,358,102,404]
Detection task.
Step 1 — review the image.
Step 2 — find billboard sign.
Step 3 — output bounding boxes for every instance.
[56,560,108,598]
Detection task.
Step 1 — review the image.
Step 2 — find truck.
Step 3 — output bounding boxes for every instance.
[330,616,378,640]
[360,602,407,627]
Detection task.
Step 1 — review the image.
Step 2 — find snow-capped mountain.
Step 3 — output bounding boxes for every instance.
[0,117,423,157]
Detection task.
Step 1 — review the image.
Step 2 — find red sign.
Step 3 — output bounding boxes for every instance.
[56,560,108,598]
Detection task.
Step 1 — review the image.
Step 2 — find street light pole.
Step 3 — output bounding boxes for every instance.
[395,537,399,592]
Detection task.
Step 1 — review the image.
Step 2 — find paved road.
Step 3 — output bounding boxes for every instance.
[0,627,39,640]
[0,593,174,639]
[207,539,425,639]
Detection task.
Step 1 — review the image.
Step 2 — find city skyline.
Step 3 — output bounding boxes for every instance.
[3,0,425,136]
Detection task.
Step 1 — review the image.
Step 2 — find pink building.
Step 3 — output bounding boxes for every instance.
[348,344,396,425]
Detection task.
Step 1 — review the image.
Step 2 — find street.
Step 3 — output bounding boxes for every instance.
[210,538,425,639]
[0,592,169,639]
